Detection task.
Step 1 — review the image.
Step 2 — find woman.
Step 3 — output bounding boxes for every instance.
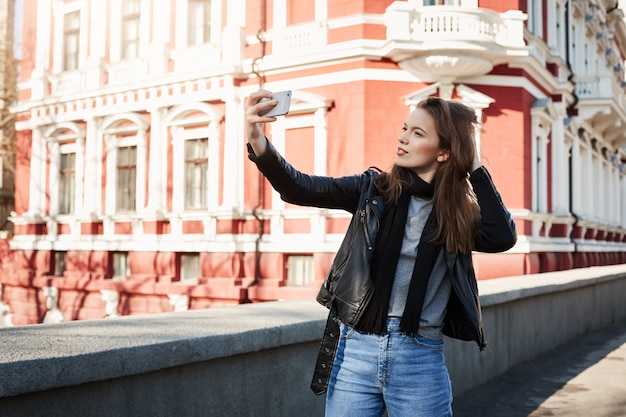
[245,89,516,417]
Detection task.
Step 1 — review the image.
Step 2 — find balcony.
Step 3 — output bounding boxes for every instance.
[575,73,626,147]
[382,4,528,84]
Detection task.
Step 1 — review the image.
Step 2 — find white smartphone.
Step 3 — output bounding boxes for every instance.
[258,90,292,117]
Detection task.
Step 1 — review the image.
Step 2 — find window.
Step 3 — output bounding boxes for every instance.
[188,0,211,45]
[45,125,84,217]
[102,116,147,216]
[168,105,221,215]
[59,152,76,214]
[180,254,200,282]
[122,0,141,59]
[116,146,137,212]
[184,138,208,209]
[527,0,543,37]
[63,11,80,71]
[54,252,67,276]
[111,252,129,280]
[286,255,314,287]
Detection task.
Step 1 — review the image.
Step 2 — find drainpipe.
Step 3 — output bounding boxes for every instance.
[565,0,578,118]
[243,0,267,303]
[565,0,580,267]
[568,134,579,268]
[607,2,619,14]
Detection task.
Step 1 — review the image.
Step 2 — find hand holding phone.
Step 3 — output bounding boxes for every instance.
[258,90,292,117]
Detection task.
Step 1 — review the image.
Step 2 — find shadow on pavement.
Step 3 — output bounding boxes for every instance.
[452,320,626,417]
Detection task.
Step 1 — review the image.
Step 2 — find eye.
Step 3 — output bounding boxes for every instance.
[402,126,407,132]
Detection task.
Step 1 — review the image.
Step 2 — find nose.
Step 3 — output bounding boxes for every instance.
[398,132,408,144]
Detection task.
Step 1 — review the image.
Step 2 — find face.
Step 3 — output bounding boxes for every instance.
[395,108,449,183]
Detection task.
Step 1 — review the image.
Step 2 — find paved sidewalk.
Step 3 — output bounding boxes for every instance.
[453,320,626,417]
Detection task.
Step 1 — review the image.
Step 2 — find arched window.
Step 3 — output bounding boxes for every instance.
[101,114,149,215]
[166,103,222,213]
[45,123,85,216]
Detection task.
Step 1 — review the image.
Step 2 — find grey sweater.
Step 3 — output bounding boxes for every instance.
[387,196,451,341]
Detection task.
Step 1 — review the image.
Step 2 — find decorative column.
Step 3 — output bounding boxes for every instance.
[146,107,165,214]
[222,85,241,209]
[82,117,100,217]
[27,127,44,217]
[570,134,582,216]
[551,111,568,214]
[621,170,626,228]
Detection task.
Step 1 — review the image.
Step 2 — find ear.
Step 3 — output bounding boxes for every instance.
[437,149,450,163]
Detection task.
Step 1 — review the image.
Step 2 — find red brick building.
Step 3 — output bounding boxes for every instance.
[2,0,626,325]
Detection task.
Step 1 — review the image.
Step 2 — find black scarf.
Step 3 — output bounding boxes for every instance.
[356,169,441,335]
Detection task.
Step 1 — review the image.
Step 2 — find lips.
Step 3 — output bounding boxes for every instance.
[397,147,407,155]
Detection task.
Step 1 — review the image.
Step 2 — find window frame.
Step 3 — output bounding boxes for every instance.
[63,10,80,71]
[179,253,200,282]
[184,137,209,210]
[174,0,221,48]
[285,254,314,287]
[102,116,148,216]
[53,251,67,277]
[187,0,212,46]
[110,252,130,280]
[58,151,77,215]
[167,104,222,215]
[52,3,88,75]
[121,0,141,60]
[45,124,85,217]
[115,143,138,213]
[109,0,149,63]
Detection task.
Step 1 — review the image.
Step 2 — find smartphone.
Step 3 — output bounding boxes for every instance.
[258,90,292,117]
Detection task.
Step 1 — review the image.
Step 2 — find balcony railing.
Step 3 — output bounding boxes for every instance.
[385,4,526,48]
[575,74,626,106]
[382,4,528,82]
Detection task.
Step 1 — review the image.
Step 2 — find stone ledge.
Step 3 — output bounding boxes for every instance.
[0,300,328,398]
[2,264,626,400]
[478,264,626,306]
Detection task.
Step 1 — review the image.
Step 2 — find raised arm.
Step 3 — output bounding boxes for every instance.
[470,167,517,253]
[244,89,368,213]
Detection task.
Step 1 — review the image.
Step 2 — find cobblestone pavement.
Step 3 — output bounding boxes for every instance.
[453,320,626,417]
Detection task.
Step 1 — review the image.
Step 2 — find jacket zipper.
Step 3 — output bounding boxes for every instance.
[360,198,381,251]
[360,207,373,251]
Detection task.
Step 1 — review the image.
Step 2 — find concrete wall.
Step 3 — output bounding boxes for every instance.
[444,264,626,394]
[1,264,626,417]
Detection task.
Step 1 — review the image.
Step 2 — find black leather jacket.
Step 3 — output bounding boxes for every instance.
[248,139,517,349]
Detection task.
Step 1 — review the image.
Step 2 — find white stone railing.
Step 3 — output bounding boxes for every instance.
[575,74,626,109]
[385,3,526,48]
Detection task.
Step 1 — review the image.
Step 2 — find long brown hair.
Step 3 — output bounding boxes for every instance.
[375,97,481,253]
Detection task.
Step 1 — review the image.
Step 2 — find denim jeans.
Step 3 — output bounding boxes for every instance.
[325,318,453,417]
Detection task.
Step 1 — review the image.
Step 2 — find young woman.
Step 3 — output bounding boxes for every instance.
[245,89,517,417]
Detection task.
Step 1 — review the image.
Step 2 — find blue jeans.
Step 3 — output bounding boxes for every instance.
[325,318,452,417]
